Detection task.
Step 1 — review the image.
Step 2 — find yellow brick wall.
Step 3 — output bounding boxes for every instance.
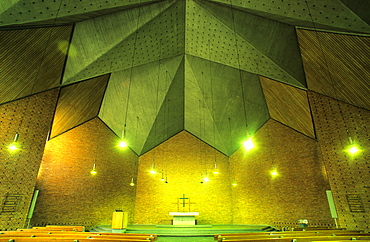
[134,131,232,225]
[230,119,334,229]
[0,89,59,230]
[31,118,138,228]
[309,91,370,231]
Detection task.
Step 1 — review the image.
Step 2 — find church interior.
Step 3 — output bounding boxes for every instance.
[0,0,369,237]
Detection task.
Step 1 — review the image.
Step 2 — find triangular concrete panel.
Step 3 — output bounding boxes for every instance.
[207,0,370,34]
[141,58,185,154]
[62,0,184,85]
[297,29,370,110]
[99,55,184,155]
[185,0,305,88]
[0,25,72,104]
[51,74,110,138]
[260,76,316,139]
[185,54,269,156]
[0,0,161,28]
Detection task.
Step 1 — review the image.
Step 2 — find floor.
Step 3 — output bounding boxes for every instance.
[157,236,213,242]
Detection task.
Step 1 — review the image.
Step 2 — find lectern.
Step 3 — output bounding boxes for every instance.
[112,210,128,229]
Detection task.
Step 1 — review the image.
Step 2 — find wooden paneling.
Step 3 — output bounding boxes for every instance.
[0,25,72,104]
[51,74,110,138]
[260,76,315,138]
[297,29,370,110]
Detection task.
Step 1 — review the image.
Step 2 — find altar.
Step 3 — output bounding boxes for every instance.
[169,212,199,225]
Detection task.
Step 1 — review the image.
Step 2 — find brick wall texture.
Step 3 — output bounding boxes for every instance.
[1,89,369,231]
[134,131,232,225]
[31,118,138,229]
[308,91,370,231]
[0,89,59,230]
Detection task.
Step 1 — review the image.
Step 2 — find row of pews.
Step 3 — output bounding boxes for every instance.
[0,225,157,242]
[214,228,370,242]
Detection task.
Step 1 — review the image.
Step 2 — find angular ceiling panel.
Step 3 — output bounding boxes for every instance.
[186,0,306,88]
[297,29,370,110]
[51,74,110,138]
[185,54,269,156]
[0,0,161,29]
[260,76,316,139]
[0,25,72,104]
[99,55,184,155]
[208,0,370,34]
[62,0,184,85]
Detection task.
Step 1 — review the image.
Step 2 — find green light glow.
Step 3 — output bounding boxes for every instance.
[90,169,97,175]
[346,144,361,155]
[270,170,278,177]
[213,170,219,175]
[243,138,255,151]
[232,182,237,186]
[118,140,128,148]
[150,170,156,174]
[203,177,209,182]
[130,182,135,186]
[8,143,19,151]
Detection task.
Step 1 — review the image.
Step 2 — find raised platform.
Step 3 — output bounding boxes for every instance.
[92,224,278,237]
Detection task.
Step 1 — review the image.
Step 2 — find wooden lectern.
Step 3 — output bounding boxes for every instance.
[112,210,128,229]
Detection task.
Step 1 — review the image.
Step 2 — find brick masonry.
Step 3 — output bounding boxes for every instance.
[0,89,59,230]
[134,131,232,225]
[31,118,138,229]
[308,91,370,231]
[230,118,334,229]
[1,89,369,231]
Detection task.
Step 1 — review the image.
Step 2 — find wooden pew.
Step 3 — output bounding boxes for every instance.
[214,230,366,241]
[218,236,370,242]
[214,230,370,242]
[0,228,158,242]
[31,226,85,232]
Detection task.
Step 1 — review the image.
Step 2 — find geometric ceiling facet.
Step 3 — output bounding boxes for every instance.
[0,25,72,104]
[260,76,316,139]
[297,29,370,110]
[207,0,370,34]
[51,74,110,138]
[0,0,162,29]
[185,54,269,156]
[62,0,184,85]
[185,0,306,89]
[99,55,184,155]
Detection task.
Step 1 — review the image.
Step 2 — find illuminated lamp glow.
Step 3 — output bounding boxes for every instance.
[232,182,237,186]
[90,164,97,175]
[8,143,19,151]
[203,177,209,182]
[270,170,278,177]
[243,138,255,151]
[118,140,128,148]
[346,144,361,155]
[130,178,135,186]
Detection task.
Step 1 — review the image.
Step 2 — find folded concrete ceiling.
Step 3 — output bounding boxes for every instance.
[1,0,369,156]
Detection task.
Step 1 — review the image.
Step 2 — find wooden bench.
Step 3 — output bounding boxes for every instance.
[214,231,366,241]
[214,230,370,242]
[31,226,85,232]
[0,228,157,242]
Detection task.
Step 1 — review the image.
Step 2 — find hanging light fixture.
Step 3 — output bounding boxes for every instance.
[149,163,156,174]
[160,170,165,181]
[129,177,135,186]
[213,163,219,175]
[8,133,20,151]
[90,163,97,175]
